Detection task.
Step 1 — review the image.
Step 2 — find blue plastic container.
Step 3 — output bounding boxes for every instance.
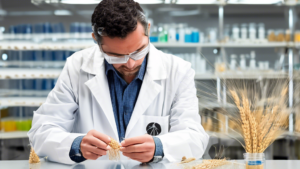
[22,79,35,90]
[33,51,43,61]
[23,24,32,34]
[9,25,17,34]
[54,51,64,61]
[150,36,159,43]
[43,23,52,33]
[185,34,192,43]
[192,31,199,43]
[43,51,54,61]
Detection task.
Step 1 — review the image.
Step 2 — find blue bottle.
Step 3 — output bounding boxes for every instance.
[23,24,32,34]
[43,51,53,61]
[42,79,53,90]
[22,79,35,90]
[184,28,192,43]
[35,79,43,90]
[33,51,43,61]
[34,23,43,34]
[54,51,64,61]
[9,25,17,34]
[43,22,52,34]
[192,29,199,43]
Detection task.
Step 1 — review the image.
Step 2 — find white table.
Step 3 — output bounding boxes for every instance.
[0,160,299,169]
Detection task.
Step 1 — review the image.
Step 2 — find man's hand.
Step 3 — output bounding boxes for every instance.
[120,135,155,163]
[80,130,111,160]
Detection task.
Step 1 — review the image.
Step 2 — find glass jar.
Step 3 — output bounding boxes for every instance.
[224,24,231,42]
[276,30,285,42]
[244,153,265,169]
[285,29,291,42]
[295,31,300,43]
[215,56,226,73]
[267,29,276,42]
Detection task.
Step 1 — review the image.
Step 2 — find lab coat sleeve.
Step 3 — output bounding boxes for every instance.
[156,67,209,162]
[27,60,85,165]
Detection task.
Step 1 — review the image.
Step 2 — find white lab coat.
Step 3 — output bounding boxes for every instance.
[28,43,209,165]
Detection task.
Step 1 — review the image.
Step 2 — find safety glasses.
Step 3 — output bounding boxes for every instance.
[99,41,150,64]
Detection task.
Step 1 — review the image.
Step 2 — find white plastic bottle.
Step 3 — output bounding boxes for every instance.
[178,23,185,43]
[249,51,256,70]
[258,23,265,40]
[230,54,237,70]
[249,23,257,41]
[240,54,246,70]
[168,24,177,43]
[241,24,248,41]
[196,53,206,74]
[232,24,240,41]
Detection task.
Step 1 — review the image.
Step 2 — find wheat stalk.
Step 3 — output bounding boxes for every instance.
[230,90,252,153]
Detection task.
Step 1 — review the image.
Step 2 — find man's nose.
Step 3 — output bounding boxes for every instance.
[125,58,135,69]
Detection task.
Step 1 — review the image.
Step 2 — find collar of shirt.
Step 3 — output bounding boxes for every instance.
[104,54,148,83]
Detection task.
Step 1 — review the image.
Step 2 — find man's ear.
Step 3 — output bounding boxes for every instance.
[147,23,151,36]
[92,32,97,41]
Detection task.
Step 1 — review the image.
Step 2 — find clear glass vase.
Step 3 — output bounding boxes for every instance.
[244,153,265,169]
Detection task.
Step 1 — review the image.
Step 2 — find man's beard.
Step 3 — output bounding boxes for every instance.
[117,65,142,77]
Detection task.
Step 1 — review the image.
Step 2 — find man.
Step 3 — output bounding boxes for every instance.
[28,0,209,164]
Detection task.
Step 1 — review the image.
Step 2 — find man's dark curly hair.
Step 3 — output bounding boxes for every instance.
[91,0,148,44]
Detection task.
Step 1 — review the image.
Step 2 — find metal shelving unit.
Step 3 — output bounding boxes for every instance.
[0,68,61,79]
[0,41,293,50]
[0,131,28,139]
[1,0,299,146]
[0,97,46,107]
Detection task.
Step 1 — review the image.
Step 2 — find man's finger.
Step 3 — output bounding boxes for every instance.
[83,151,99,160]
[84,144,107,156]
[89,137,110,150]
[120,144,146,153]
[121,135,147,147]
[91,131,111,144]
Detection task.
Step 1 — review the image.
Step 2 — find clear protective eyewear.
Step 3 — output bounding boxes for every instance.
[99,41,150,64]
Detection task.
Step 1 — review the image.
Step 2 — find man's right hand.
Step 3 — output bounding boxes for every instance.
[80,130,111,160]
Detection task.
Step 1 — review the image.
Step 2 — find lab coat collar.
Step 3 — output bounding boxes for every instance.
[80,43,167,81]
[80,44,105,76]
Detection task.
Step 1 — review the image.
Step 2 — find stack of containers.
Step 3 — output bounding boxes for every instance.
[150,23,204,43]
[1,22,84,133]
[8,22,93,41]
[1,107,36,132]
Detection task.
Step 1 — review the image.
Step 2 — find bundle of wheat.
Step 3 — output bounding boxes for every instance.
[108,138,121,160]
[228,87,289,153]
[197,79,290,153]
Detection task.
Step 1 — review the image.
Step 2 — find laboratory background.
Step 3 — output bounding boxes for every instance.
[1,0,300,163]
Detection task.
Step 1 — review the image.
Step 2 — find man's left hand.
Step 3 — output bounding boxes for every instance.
[120,134,155,163]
